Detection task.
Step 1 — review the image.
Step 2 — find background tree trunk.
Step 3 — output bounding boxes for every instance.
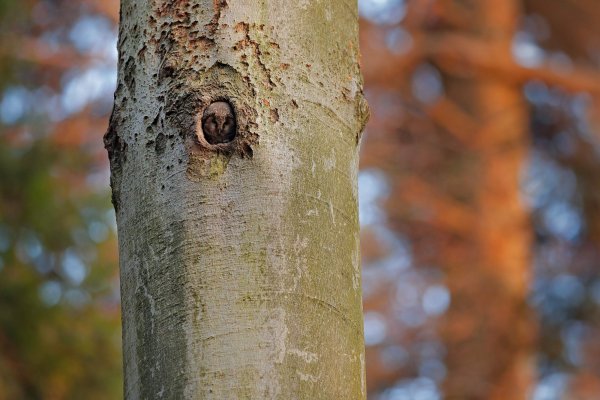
[359,0,535,398]
[439,2,535,398]
[105,1,368,398]
[434,0,535,400]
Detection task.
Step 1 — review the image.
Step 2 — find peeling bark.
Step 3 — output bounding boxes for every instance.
[105,1,367,398]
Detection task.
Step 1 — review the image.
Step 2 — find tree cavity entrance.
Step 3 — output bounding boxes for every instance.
[198,101,237,145]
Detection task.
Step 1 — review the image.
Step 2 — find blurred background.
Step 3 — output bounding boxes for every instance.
[1,0,600,399]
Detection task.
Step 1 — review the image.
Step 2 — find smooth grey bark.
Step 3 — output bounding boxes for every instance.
[105,1,369,398]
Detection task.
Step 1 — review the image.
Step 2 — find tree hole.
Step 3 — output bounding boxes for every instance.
[199,101,237,145]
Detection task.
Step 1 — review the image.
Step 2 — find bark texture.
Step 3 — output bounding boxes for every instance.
[105,1,368,399]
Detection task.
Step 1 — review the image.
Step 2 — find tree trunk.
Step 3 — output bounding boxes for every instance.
[105,1,368,398]
[359,0,534,397]
[438,1,535,398]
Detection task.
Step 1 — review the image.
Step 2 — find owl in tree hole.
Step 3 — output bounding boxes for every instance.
[201,101,236,144]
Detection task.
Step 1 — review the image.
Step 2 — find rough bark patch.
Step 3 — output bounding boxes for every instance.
[163,63,258,180]
[104,107,127,211]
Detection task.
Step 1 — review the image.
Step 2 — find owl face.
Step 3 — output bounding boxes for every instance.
[201,102,236,144]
